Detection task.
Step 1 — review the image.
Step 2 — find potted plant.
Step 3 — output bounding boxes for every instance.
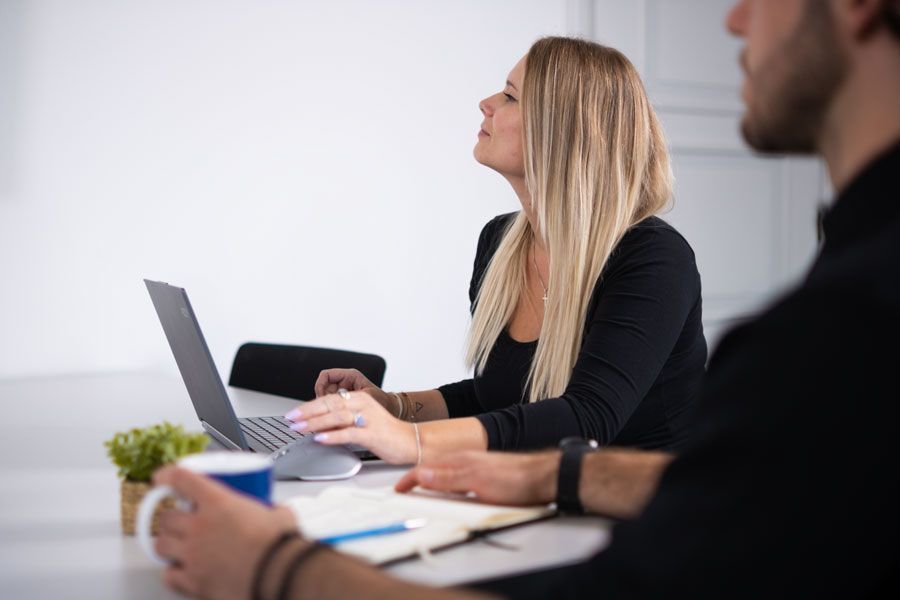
[105,421,208,535]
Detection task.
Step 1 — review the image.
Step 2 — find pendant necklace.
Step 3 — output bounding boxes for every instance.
[532,246,549,304]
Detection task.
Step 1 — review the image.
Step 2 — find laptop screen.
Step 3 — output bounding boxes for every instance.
[144,279,248,450]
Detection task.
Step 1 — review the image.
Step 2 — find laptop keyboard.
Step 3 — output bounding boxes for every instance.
[238,416,306,452]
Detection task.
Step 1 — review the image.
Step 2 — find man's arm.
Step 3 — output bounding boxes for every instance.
[261,539,496,600]
[395,448,673,520]
[578,449,673,518]
[263,448,671,600]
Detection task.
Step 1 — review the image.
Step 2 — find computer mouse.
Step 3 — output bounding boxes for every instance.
[270,438,362,481]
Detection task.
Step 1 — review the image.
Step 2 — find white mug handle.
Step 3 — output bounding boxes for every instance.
[136,485,176,565]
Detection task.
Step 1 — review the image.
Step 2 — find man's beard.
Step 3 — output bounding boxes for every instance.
[741,1,848,154]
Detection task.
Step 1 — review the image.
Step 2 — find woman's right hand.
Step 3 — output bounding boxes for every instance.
[314,369,396,416]
[286,390,417,464]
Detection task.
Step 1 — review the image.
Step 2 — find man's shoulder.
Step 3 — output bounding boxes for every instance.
[724,277,898,351]
[812,216,900,308]
[709,274,900,405]
[733,214,900,354]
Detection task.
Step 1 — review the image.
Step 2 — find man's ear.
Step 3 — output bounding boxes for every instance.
[835,0,897,39]
[884,0,900,37]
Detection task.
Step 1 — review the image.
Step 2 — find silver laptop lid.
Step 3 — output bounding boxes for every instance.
[144,279,249,450]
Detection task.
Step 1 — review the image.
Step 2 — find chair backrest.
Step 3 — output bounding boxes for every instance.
[228,342,386,401]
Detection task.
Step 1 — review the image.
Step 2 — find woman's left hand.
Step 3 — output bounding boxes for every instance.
[284,390,418,464]
[153,466,298,600]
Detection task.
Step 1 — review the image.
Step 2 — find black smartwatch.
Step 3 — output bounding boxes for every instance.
[555,437,598,514]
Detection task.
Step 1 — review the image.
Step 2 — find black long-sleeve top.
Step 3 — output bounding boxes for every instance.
[476,141,900,599]
[438,213,707,451]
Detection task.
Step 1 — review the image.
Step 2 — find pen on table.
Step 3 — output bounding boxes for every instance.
[317,518,427,545]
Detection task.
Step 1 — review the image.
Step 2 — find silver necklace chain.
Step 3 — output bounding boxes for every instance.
[532,246,549,303]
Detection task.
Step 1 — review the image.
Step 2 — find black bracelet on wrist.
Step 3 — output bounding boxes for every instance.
[277,541,327,600]
[252,531,299,600]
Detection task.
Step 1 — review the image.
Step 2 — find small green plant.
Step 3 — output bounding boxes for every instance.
[105,421,208,482]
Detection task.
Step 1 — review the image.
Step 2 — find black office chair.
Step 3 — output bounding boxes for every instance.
[228,342,387,401]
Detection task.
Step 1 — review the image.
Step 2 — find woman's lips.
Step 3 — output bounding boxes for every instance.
[478,128,490,138]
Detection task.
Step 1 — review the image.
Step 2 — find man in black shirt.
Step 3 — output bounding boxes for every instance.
[422,0,899,596]
[152,1,899,598]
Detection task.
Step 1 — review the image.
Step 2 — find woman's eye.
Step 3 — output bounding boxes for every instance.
[504,92,517,102]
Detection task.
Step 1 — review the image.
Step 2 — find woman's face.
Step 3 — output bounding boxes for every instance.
[474,55,526,179]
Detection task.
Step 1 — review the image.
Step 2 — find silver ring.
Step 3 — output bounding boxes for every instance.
[353,412,365,428]
[338,388,352,402]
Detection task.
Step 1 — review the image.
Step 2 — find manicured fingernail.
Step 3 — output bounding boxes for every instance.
[284,408,301,420]
[419,468,434,483]
[313,433,328,442]
[289,421,308,431]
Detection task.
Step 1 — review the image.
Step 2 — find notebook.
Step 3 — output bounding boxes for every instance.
[283,486,556,565]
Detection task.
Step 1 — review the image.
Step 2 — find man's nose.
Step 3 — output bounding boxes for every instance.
[725,0,749,37]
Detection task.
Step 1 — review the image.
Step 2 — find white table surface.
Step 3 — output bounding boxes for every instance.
[0,371,610,598]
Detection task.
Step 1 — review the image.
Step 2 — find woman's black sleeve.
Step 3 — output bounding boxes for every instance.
[475,225,701,449]
[437,378,480,418]
[438,213,515,418]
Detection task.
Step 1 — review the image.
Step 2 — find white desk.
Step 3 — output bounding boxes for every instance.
[0,372,610,598]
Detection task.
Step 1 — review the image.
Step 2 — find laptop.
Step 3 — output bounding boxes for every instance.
[144,279,362,479]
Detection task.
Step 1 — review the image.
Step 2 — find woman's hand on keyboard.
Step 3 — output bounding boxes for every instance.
[313,368,396,416]
[284,389,417,464]
[314,368,376,396]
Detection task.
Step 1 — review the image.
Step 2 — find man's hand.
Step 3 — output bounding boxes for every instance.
[153,467,490,600]
[394,450,560,506]
[153,466,298,600]
[396,448,675,520]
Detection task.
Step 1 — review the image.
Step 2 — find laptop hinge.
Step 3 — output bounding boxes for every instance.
[201,420,245,451]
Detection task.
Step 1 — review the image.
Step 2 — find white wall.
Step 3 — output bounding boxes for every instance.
[0,0,824,389]
[0,0,566,389]
[589,0,825,346]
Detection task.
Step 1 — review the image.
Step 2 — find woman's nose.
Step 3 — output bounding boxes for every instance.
[479,96,494,116]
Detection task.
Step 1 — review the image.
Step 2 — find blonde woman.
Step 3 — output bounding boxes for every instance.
[286,37,707,463]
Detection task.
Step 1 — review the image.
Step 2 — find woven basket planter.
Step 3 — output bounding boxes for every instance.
[120,479,174,536]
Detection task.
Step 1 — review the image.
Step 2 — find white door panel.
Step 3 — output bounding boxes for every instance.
[570,0,824,348]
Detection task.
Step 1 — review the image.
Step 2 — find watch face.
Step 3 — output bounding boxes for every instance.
[559,436,598,450]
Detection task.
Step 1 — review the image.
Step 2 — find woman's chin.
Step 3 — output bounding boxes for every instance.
[473,145,487,165]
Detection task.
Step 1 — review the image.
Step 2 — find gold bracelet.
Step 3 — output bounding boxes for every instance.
[389,392,404,419]
[413,423,422,465]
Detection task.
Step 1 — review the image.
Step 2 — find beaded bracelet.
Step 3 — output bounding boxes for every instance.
[400,391,414,422]
[277,541,328,600]
[251,531,299,600]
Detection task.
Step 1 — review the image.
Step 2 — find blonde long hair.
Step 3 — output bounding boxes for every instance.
[465,37,673,404]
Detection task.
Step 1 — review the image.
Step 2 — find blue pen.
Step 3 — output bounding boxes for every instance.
[317,518,427,545]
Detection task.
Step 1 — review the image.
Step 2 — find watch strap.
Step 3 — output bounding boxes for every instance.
[556,445,588,514]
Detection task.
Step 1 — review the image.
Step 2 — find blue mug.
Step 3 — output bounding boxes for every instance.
[137,451,273,564]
